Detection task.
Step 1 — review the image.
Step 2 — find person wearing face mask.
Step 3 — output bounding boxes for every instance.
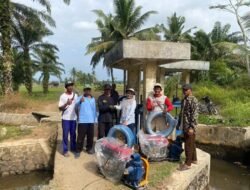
[114,88,137,134]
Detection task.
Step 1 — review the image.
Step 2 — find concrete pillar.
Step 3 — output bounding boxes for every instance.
[143,61,157,101]
[127,66,140,102]
[157,67,165,92]
[182,70,190,84]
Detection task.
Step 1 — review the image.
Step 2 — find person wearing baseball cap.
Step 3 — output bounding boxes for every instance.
[177,83,198,171]
[146,83,174,113]
[58,81,78,157]
[97,84,115,139]
[114,88,136,135]
[75,85,96,156]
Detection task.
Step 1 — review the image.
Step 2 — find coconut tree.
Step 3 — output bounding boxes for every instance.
[0,0,70,95]
[33,46,64,94]
[13,16,53,94]
[86,0,158,83]
[158,12,196,42]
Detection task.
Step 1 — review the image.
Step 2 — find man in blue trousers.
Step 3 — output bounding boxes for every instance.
[58,81,78,157]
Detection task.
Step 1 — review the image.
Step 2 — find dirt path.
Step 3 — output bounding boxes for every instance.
[50,127,126,190]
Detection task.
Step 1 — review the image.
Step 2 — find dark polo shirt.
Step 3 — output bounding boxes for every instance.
[97,94,115,123]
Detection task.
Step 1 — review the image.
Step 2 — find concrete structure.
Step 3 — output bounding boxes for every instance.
[0,127,57,177]
[196,124,250,148]
[105,40,210,102]
[161,149,210,190]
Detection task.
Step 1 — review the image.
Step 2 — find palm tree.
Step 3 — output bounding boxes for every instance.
[0,0,70,95]
[159,12,196,42]
[70,67,77,83]
[33,46,64,94]
[86,0,158,83]
[13,16,53,94]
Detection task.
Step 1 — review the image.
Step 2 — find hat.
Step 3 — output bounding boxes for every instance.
[182,84,192,90]
[126,88,135,95]
[103,84,111,90]
[83,84,91,90]
[154,83,162,89]
[65,81,74,88]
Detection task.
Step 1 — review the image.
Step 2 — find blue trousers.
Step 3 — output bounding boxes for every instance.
[128,123,136,140]
[62,120,76,153]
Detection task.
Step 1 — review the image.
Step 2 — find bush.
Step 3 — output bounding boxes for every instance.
[232,74,250,89]
[194,82,250,127]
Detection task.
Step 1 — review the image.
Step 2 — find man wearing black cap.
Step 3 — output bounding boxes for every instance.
[58,81,78,157]
[97,84,115,139]
[178,84,198,170]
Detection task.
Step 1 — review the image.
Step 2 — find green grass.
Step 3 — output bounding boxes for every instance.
[0,125,31,142]
[193,82,250,127]
[19,84,63,102]
[148,161,178,187]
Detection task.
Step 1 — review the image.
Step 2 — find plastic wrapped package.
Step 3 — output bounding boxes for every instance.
[95,137,133,182]
[138,130,169,161]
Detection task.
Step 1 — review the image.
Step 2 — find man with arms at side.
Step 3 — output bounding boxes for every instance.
[97,84,115,139]
[58,81,78,157]
[178,84,199,171]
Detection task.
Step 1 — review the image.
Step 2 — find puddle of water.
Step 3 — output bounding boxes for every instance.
[210,158,250,190]
[0,171,52,190]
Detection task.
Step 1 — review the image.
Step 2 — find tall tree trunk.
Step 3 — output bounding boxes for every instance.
[0,1,13,95]
[123,69,127,94]
[23,49,33,94]
[43,70,49,94]
[110,68,115,83]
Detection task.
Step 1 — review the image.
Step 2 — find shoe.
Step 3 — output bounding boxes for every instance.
[75,152,80,158]
[87,149,95,155]
[178,164,191,171]
[63,152,70,157]
[192,161,198,165]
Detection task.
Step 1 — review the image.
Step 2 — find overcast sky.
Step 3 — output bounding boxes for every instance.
[13,0,240,81]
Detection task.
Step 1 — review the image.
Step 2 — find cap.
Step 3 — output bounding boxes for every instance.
[182,84,192,90]
[126,88,135,95]
[65,81,74,88]
[154,83,162,89]
[83,84,91,90]
[103,84,111,90]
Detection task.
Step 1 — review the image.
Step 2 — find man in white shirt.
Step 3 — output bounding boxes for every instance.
[58,81,78,157]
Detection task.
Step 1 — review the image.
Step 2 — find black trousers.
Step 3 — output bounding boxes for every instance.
[76,123,94,152]
[98,122,113,139]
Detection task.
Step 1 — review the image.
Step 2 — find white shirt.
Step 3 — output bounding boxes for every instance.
[115,98,136,125]
[58,92,78,120]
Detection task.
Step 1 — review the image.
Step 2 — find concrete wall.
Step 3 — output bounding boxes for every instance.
[0,128,57,177]
[0,113,38,126]
[159,149,210,190]
[196,124,250,148]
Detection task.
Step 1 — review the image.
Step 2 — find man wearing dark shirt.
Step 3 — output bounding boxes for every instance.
[111,83,119,124]
[97,84,115,139]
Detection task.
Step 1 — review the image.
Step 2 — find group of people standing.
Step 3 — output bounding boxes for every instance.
[58,81,198,171]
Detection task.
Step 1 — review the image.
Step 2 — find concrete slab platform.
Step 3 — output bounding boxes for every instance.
[160,60,210,71]
[105,40,191,69]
